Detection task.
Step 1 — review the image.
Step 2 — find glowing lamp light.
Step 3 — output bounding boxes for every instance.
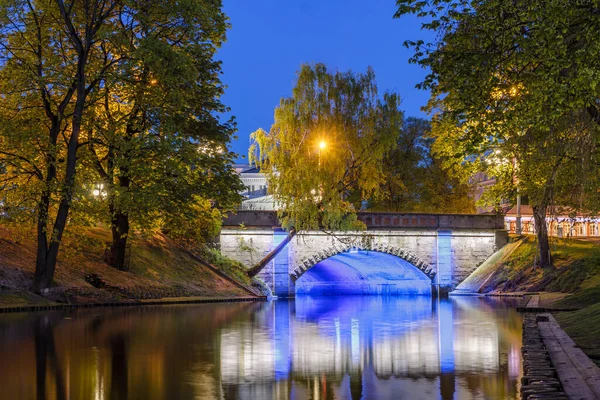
[319,141,326,150]
[92,183,106,198]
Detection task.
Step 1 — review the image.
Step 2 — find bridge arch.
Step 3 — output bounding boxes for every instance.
[291,243,436,282]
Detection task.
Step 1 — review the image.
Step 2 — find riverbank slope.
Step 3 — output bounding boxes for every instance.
[0,224,259,309]
[468,235,600,366]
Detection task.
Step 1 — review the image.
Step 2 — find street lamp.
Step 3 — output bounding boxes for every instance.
[92,183,106,199]
[318,140,326,168]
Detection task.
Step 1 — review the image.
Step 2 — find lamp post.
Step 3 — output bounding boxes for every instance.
[516,188,522,234]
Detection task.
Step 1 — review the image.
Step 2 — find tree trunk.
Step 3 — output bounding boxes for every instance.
[110,210,130,271]
[109,162,131,271]
[32,42,89,291]
[33,119,59,292]
[533,204,551,268]
[33,195,52,292]
[247,228,296,278]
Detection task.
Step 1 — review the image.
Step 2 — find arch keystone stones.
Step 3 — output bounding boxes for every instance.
[291,245,436,281]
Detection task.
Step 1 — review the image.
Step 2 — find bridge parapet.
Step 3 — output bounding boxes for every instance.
[223,211,505,230]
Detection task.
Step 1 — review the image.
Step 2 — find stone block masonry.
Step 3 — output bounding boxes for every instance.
[220,222,507,297]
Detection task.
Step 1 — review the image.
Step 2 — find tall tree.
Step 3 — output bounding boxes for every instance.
[0,0,119,291]
[248,63,400,276]
[395,0,600,267]
[0,0,242,287]
[82,1,242,270]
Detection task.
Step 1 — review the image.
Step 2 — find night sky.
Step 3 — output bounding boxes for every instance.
[218,0,432,161]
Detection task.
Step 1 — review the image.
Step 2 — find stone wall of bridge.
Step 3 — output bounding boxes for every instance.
[220,225,508,297]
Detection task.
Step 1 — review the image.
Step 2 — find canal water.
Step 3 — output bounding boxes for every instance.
[0,296,522,400]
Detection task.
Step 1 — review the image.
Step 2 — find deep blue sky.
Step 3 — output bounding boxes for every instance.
[218,0,432,161]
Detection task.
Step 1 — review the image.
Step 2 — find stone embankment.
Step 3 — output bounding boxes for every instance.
[0,295,266,314]
[521,315,567,399]
[521,313,600,400]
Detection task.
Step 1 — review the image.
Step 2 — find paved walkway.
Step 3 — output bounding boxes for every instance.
[517,293,575,312]
[538,313,600,399]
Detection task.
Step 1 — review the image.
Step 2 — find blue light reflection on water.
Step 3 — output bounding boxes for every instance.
[0,295,523,400]
[220,295,523,400]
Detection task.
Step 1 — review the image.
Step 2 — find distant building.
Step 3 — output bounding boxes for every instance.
[505,205,600,238]
[234,164,268,198]
[233,164,277,210]
[473,173,600,237]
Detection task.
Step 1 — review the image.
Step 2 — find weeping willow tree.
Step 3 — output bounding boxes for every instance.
[247,63,401,277]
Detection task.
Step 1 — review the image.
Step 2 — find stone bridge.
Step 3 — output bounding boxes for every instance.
[220,211,507,297]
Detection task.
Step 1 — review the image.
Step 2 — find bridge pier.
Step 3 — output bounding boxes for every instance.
[436,230,453,293]
[273,229,294,297]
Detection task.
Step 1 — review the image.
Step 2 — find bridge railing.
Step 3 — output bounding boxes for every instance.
[222,211,505,230]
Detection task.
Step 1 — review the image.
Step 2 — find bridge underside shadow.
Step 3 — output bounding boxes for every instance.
[295,251,432,296]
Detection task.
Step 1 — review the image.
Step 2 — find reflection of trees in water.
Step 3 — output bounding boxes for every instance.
[0,298,522,400]
[34,315,66,400]
[0,302,258,400]
[109,333,128,400]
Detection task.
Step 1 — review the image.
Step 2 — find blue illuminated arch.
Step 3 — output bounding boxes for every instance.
[291,243,436,282]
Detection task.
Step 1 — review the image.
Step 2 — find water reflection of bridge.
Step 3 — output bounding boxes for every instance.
[220,296,522,400]
[0,297,522,400]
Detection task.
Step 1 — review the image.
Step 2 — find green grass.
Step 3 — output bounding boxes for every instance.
[0,291,57,308]
[482,235,600,294]
[554,285,600,310]
[555,303,600,366]
[0,223,253,305]
[482,235,600,367]
[198,247,252,286]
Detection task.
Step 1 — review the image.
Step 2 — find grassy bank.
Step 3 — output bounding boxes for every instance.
[480,235,600,293]
[476,235,600,366]
[0,223,258,309]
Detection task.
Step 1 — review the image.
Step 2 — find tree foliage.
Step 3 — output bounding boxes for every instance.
[0,0,242,289]
[370,117,475,213]
[80,0,242,270]
[395,0,600,267]
[0,0,122,290]
[250,63,400,231]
